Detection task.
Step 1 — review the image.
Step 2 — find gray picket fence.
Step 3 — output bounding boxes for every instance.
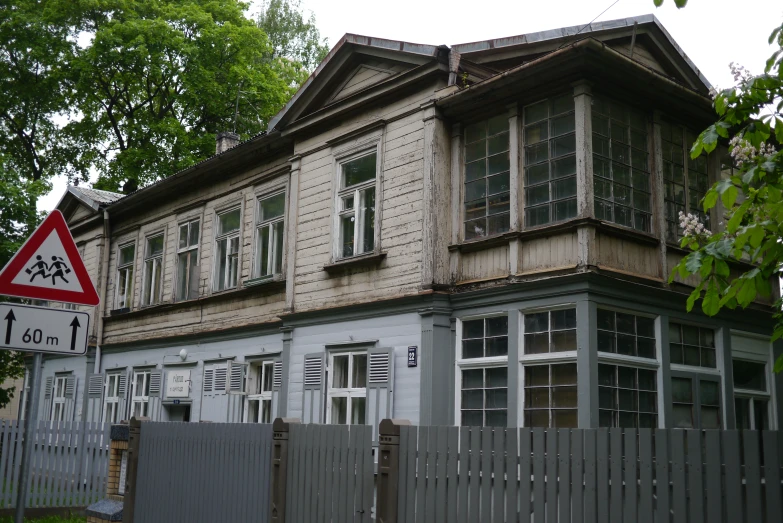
[0,420,110,508]
[397,426,783,523]
[134,422,274,523]
[285,423,375,523]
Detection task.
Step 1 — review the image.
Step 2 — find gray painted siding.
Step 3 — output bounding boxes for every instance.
[286,313,422,423]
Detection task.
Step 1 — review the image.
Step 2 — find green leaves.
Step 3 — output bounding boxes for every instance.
[702,281,721,316]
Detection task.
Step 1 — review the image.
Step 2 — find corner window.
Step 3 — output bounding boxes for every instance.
[592,97,651,232]
[327,352,367,424]
[459,316,508,427]
[523,308,576,354]
[214,208,241,291]
[176,219,200,301]
[523,94,577,227]
[597,309,656,359]
[51,376,67,423]
[733,359,770,429]
[337,153,376,259]
[599,363,658,428]
[246,361,275,423]
[661,121,711,242]
[463,115,510,240]
[115,243,135,309]
[255,193,286,278]
[142,234,164,306]
[669,323,716,368]
[671,374,721,429]
[103,373,121,424]
[524,363,577,428]
[131,370,151,418]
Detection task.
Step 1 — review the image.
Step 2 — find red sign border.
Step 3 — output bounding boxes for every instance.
[0,210,100,306]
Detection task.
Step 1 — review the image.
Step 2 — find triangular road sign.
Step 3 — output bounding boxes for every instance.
[0,210,100,306]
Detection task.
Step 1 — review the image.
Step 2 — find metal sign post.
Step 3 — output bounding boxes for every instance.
[14,351,42,523]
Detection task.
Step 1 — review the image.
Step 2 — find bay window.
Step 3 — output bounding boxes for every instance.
[669,323,716,368]
[599,363,658,428]
[214,208,241,291]
[459,316,508,427]
[524,363,577,428]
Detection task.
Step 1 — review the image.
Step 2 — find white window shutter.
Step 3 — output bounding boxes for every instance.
[148,370,163,397]
[42,377,53,421]
[214,366,228,394]
[302,353,324,423]
[271,358,283,420]
[64,377,78,421]
[229,362,247,394]
[88,374,104,399]
[118,372,129,422]
[44,377,53,399]
[366,348,394,444]
[203,367,214,394]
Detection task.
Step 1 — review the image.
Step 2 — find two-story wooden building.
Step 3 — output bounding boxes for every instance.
[28,15,782,440]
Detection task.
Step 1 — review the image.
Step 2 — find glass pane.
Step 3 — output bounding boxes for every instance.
[462,410,483,427]
[188,221,200,247]
[486,367,508,388]
[732,360,766,391]
[465,122,486,143]
[551,114,575,137]
[551,94,574,115]
[487,133,508,156]
[684,345,700,366]
[462,390,483,409]
[361,187,375,253]
[526,388,549,408]
[487,114,508,136]
[670,343,684,364]
[525,184,550,206]
[177,252,189,300]
[700,381,720,406]
[273,221,285,273]
[671,377,692,403]
[618,390,637,411]
[332,355,349,389]
[342,153,376,187]
[463,320,484,339]
[262,364,273,392]
[525,366,549,387]
[552,156,576,178]
[552,364,577,385]
[259,193,286,222]
[486,337,508,357]
[462,369,483,389]
[616,313,635,334]
[465,160,486,182]
[526,163,549,185]
[616,334,635,356]
[524,312,548,333]
[701,407,720,429]
[637,338,656,359]
[488,193,510,216]
[639,391,656,413]
[465,179,486,202]
[486,316,508,336]
[525,410,549,428]
[525,121,548,144]
[636,317,654,338]
[341,214,355,258]
[597,309,614,331]
[700,329,715,348]
[735,398,751,429]
[487,172,509,195]
[485,410,507,428]
[331,397,347,424]
[637,370,657,391]
[551,330,576,352]
[352,355,367,389]
[524,101,548,124]
[120,245,135,266]
[672,405,693,428]
[600,387,614,409]
[179,224,189,250]
[553,409,577,428]
[485,389,507,409]
[465,218,487,239]
[682,325,699,345]
[462,339,484,359]
[552,387,577,408]
[552,134,575,158]
[524,333,549,354]
[257,226,270,276]
[218,209,241,236]
[753,400,769,430]
[618,367,635,389]
[351,397,366,424]
[599,365,616,386]
[525,142,549,165]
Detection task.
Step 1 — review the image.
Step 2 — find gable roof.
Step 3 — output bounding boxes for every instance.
[56,186,123,213]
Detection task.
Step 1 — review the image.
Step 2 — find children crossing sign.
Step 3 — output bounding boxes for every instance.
[0,210,100,306]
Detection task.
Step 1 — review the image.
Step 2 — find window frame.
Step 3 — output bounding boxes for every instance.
[332,147,381,261]
[455,313,509,428]
[326,350,368,425]
[114,242,136,309]
[131,369,151,419]
[254,191,287,279]
[51,375,68,423]
[213,206,242,292]
[598,362,659,429]
[141,232,165,306]
[669,321,718,370]
[244,360,275,423]
[176,218,200,302]
[102,373,122,424]
[670,371,723,429]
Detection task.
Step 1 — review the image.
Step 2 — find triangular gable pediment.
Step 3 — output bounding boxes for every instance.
[328,60,413,103]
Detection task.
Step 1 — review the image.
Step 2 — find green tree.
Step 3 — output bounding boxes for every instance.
[666,18,783,372]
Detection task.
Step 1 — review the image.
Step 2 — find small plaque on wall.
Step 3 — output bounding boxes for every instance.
[408,346,417,367]
[118,450,128,496]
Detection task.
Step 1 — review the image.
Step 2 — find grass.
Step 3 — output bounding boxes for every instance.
[0,517,85,523]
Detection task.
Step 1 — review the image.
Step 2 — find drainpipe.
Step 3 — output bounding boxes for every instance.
[94,209,111,374]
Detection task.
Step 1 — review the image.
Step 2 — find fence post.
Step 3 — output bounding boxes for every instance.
[271,417,300,523]
[122,416,148,523]
[377,419,410,523]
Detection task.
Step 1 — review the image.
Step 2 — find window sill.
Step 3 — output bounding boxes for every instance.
[243,274,284,288]
[323,252,387,273]
[594,221,660,247]
[110,307,131,316]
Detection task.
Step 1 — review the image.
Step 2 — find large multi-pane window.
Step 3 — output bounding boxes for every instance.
[523,363,577,428]
[671,375,721,429]
[523,308,577,354]
[592,97,652,232]
[523,94,577,227]
[115,243,135,309]
[597,309,656,359]
[214,208,241,291]
[328,352,367,425]
[103,373,122,423]
[669,323,716,368]
[246,361,275,423]
[337,153,376,258]
[661,121,711,242]
[463,115,510,239]
[176,219,200,301]
[142,234,164,306]
[131,370,151,418]
[733,359,770,430]
[255,193,286,278]
[459,316,508,427]
[598,364,658,428]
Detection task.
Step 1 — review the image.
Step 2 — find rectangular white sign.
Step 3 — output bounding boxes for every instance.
[0,303,89,356]
[166,369,191,398]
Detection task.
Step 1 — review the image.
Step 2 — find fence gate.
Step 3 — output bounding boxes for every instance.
[134,422,273,523]
[285,423,375,523]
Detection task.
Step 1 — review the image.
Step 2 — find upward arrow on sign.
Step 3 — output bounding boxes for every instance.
[0,210,100,306]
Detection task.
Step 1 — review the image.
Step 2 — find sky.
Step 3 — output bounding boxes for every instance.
[37,0,783,212]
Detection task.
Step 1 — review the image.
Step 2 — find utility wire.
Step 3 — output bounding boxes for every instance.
[557,0,622,50]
